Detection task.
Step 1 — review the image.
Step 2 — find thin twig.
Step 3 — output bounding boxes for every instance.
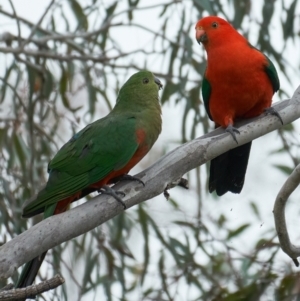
[33,123,59,150]
[0,284,14,292]
[129,22,185,47]
[273,163,300,267]
[14,56,43,73]
[0,118,18,122]
[111,1,180,20]
[7,0,21,46]
[19,0,55,50]
[0,274,64,300]
[29,22,122,44]
[0,47,144,63]
[0,7,84,54]
[0,77,23,103]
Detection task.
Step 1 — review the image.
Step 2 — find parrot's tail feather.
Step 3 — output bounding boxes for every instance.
[16,251,47,290]
[209,142,252,196]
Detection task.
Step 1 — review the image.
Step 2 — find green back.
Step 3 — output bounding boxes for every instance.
[23,71,162,218]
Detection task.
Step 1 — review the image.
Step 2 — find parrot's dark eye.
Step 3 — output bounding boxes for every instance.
[143,78,149,84]
[212,22,218,28]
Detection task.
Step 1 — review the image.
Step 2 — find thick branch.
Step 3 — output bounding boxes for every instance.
[0,86,300,280]
[273,163,300,266]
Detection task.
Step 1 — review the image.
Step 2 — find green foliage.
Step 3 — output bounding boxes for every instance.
[0,0,300,300]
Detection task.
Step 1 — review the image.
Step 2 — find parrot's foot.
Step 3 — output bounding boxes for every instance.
[264,107,283,125]
[111,174,145,186]
[163,177,189,200]
[225,124,240,144]
[98,185,126,209]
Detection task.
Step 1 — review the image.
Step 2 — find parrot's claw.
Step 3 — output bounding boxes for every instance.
[111,174,145,186]
[98,185,126,209]
[264,107,283,125]
[225,124,240,144]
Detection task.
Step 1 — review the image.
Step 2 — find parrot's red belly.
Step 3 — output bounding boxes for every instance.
[208,70,274,127]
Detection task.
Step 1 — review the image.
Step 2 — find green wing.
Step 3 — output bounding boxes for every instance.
[248,43,280,93]
[23,115,139,217]
[202,74,213,120]
[264,54,280,93]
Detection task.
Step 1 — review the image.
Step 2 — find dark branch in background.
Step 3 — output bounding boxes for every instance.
[1,1,54,75]
[0,46,151,63]
[129,23,185,47]
[0,2,186,68]
[0,19,122,46]
[7,0,21,45]
[0,86,299,281]
[31,23,122,43]
[15,56,43,73]
[0,2,190,87]
[19,0,55,50]
[273,163,300,267]
[0,4,173,56]
[0,7,85,54]
[0,274,64,300]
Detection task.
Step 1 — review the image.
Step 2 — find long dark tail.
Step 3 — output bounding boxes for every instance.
[209,142,252,196]
[16,251,48,290]
[16,183,118,291]
[17,191,87,292]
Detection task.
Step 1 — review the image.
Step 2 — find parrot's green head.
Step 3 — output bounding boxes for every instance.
[116,71,163,106]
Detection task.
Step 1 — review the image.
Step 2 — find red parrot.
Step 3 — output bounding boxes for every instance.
[16,71,162,290]
[195,16,280,196]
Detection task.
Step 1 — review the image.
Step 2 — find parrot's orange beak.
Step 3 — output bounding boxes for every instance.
[195,26,207,44]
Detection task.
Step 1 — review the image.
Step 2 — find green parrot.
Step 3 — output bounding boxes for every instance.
[16,70,163,290]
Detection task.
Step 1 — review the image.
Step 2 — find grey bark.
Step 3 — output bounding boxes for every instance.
[273,162,300,266]
[0,274,64,300]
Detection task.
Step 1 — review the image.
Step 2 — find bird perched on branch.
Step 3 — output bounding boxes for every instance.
[16,70,163,291]
[195,16,280,196]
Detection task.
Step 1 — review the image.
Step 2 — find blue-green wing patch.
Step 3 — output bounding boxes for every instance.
[248,42,280,93]
[264,54,280,93]
[202,74,213,120]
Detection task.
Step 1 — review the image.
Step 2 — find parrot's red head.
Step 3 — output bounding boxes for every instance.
[195,16,239,47]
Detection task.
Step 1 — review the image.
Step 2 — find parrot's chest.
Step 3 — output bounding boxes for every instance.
[206,60,273,127]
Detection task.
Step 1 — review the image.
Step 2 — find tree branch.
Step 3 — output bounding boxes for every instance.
[0,86,299,280]
[0,274,64,300]
[7,0,21,46]
[0,46,144,63]
[273,163,300,267]
[19,0,55,50]
[0,18,122,46]
[0,8,84,54]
